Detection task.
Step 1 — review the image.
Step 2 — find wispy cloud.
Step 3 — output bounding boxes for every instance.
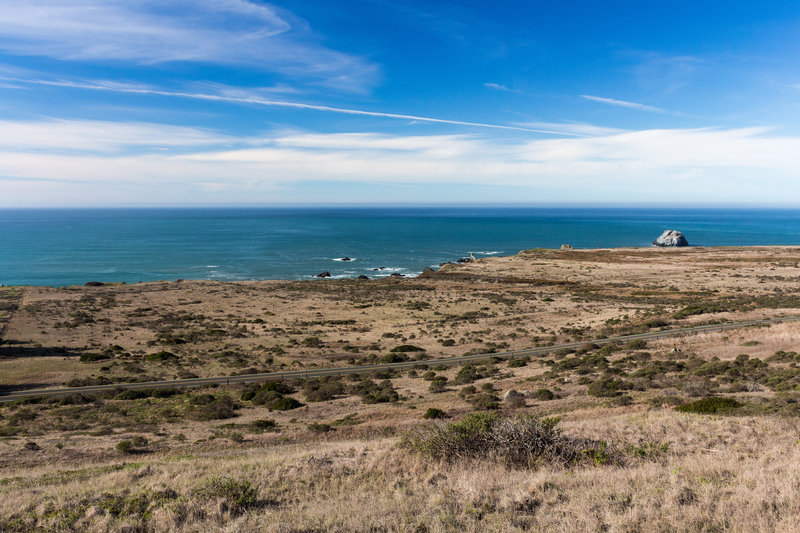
[5,75,583,135]
[580,94,667,113]
[515,121,626,137]
[2,120,800,205]
[484,82,521,93]
[0,0,378,92]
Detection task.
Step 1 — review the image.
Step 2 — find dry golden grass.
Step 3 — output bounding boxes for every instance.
[4,246,800,531]
[2,409,800,532]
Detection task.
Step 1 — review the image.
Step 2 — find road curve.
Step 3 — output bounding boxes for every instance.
[2,314,798,402]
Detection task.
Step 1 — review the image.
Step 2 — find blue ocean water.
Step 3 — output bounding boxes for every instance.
[2,207,800,287]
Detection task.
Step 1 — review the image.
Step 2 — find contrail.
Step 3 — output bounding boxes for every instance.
[10,76,586,137]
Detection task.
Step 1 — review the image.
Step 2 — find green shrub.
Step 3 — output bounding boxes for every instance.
[378,353,408,363]
[194,477,257,514]
[470,393,500,410]
[116,440,134,454]
[423,408,447,419]
[401,413,609,468]
[587,377,630,397]
[242,381,297,404]
[303,378,345,402]
[532,388,555,401]
[308,423,334,433]
[428,376,448,393]
[191,394,239,420]
[459,385,477,398]
[250,419,277,431]
[145,351,178,362]
[390,344,424,353]
[454,363,496,384]
[507,357,528,368]
[348,379,399,404]
[79,352,111,363]
[675,397,742,414]
[270,397,304,411]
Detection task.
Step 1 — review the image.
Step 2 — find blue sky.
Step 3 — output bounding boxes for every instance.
[1,0,800,206]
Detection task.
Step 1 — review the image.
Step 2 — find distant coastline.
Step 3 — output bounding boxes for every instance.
[3,206,800,287]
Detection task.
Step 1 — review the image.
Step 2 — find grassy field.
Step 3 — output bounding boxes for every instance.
[2,246,800,531]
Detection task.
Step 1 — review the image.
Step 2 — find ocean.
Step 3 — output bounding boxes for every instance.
[2,207,800,287]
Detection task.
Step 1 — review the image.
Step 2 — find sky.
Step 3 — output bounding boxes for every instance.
[1,0,800,206]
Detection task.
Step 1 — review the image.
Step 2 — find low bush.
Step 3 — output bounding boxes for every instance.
[507,357,528,368]
[303,378,345,402]
[194,477,258,514]
[250,419,277,431]
[79,352,111,363]
[423,408,447,419]
[532,388,555,401]
[428,376,448,393]
[378,353,408,364]
[401,413,613,468]
[145,351,178,362]
[191,394,239,420]
[348,379,399,404]
[390,344,424,353]
[675,397,742,414]
[469,393,500,410]
[270,397,304,411]
[587,377,631,397]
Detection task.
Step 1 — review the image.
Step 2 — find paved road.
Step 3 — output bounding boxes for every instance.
[2,315,799,402]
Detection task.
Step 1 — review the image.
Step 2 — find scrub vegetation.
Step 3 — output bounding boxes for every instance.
[3,247,800,530]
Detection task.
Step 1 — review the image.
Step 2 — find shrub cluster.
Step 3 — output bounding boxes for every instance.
[240,382,303,411]
[675,396,742,414]
[190,393,239,420]
[302,378,345,402]
[348,378,399,404]
[401,413,613,468]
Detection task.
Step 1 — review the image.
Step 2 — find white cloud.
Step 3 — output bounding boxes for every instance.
[484,82,521,93]
[0,118,238,153]
[2,120,800,205]
[580,94,667,113]
[0,0,378,92]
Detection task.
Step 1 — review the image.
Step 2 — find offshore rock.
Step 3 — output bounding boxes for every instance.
[316,272,331,278]
[653,230,689,247]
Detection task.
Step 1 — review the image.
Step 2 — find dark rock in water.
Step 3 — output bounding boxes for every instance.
[456,257,474,263]
[340,257,352,262]
[357,275,369,280]
[389,272,404,277]
[316,272,331,278]
[372,266,387,271]
[653,230,689,247]
[85,281,104,287]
